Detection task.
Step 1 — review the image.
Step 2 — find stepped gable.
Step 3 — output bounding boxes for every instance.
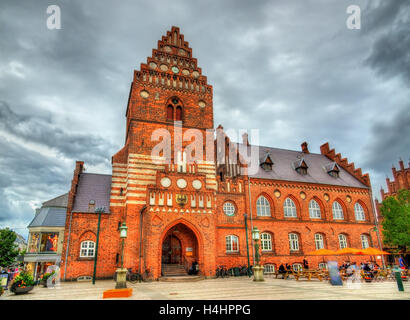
[133,26,212,93]
[320,142,370,187]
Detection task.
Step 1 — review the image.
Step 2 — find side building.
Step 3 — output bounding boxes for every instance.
[24,193,68,280]
[375,160,410,265]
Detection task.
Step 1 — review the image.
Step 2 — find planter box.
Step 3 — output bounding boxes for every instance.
[13,286,34,295]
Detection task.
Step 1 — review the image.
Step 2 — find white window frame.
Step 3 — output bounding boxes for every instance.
[80,241,95,257]
[314,233,324,250]
[293,263,303,272]
[225,235,239,253]
[256,196,271,216]
[338,234,348,249]
[264,264,275,274]
[261,233,272,251]
[332,201,344,220]
[318,263,328,270]
[361,234,370,249]
[289,233,299,251]
[309,199,321,219]
[354,203,365,221]
[223,202,236,216]
[284,198,297,217]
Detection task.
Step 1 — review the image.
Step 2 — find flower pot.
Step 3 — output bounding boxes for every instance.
[13,286,34,295]
[40,280,47,287]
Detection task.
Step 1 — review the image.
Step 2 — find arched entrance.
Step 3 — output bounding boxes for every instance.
[160,223,200,276]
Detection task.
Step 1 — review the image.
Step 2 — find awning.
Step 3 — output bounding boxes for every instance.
[23,254,61,263]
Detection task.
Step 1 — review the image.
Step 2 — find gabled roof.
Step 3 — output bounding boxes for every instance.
[260,152,274,165]
[325,162,340,172]
[292,158,308,170]
[28,192,69,228]
[72,173,112,213]
[243,144,368,188]
[28,207,67,228]
[42,193,68,208]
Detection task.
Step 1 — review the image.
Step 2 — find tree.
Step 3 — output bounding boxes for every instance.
[0,228,19,267]
[380,189,410,253]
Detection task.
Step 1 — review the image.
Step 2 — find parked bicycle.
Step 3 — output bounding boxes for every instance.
[215,265,229,278]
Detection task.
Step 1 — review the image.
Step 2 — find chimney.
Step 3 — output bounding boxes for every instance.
[242,133,249,146]
[399,159,405,171]
[301,142,309,154]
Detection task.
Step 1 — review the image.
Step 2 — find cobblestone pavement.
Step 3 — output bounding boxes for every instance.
[2,277,409,300]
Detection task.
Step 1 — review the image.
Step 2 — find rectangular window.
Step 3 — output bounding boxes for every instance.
[39,233,59,253]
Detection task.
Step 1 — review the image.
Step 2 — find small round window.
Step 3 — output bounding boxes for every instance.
[223,202,235,216]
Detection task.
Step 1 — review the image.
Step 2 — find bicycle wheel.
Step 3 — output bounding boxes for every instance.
[129,273,138,283]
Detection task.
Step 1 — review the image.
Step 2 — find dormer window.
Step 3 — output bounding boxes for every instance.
[325,162,340,178]
[260,153,273,171]
[293,158,308,175]
[88,200,95,212]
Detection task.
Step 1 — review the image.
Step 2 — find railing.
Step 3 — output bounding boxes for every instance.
[182,255,190,273]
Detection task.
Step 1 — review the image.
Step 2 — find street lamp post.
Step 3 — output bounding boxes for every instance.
[115,222,128,289]
[251,227,264,281]
[244,214,251,277]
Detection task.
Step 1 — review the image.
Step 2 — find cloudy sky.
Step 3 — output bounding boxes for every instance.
[0,0,409,238]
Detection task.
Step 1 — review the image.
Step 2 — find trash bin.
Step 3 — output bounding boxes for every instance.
[394,269,404,292]
[234,267,240,277]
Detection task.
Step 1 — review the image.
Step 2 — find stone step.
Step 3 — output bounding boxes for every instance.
[159,275,204,282]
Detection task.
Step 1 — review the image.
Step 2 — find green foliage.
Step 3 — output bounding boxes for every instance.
[41,270,55,281]
[380,189,410,251]
[0,228,19,267]
[10,271,35,292]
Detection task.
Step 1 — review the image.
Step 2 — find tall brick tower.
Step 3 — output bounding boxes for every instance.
[111,26,218,278]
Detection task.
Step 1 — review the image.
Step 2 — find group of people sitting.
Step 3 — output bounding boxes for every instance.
[277,259,310,279]
[339,261,381,279]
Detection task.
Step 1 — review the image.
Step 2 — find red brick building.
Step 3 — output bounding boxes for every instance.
[375,160,409,265]
[375,160,410,220]
[60,27,382,281]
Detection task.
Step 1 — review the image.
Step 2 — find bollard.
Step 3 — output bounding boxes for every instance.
[394,271,404,292]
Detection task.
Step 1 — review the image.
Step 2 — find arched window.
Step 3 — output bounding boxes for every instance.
[288,233,299,251]
[314,233,324,250]
[166,97,183,121]
[166,105,174,120]
[80,241,95,257]
[225,235,239,253]
[361,234,370,249]
[256,196,271,216]
[332,201,344,220]
[176,106,182,121]
[354,203,365,221]
[223,202,235,216]
[261,233,272,251]
[338,234,348,249]
[284,198,297,217]
[309,199,321,219]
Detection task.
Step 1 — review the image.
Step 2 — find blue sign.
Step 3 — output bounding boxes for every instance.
[328,261,343,286]
[0,273,9,289]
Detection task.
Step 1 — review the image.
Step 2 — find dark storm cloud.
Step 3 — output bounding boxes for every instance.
[359,0,410,194]
[364,1,410,83]
[0,101,115,165]
[0,0,409,233]
[363,105,410,172]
